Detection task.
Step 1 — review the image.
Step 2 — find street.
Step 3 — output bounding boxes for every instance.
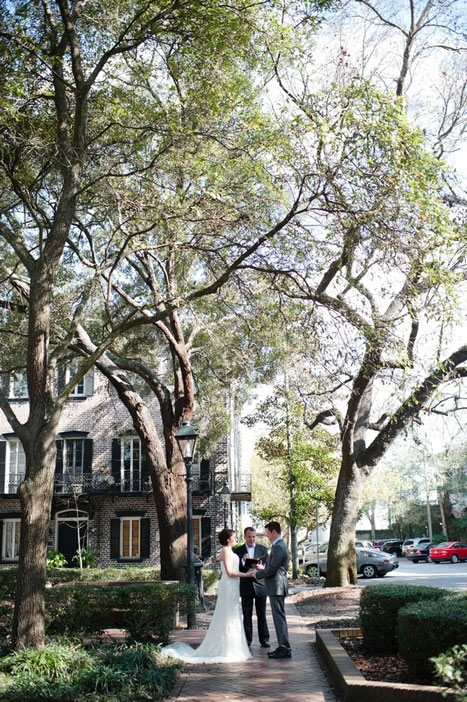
[358,558,467,590]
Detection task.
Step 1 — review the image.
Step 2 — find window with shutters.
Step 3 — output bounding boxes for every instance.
[64,438,84,478]
[6,439,26,493]
[120,517,140,559]
[121,437,141,492]
[2,519,20,560]
[9,373,28,399]
[64,362,94,397]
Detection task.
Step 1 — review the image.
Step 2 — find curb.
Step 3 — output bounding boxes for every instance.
[315,628,458,702]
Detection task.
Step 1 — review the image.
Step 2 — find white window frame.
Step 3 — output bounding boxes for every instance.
[120,516,141,559]
[54,509,89,551]
[2,518,21,561]
[120,436,142,492]
[65,362,85,397]
[63,437,84,478]
[5,439,26,493]
[64,363,93,398]
[9,373,28,399]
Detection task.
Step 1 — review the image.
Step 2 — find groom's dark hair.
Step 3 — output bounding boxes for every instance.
[265,521,281,534]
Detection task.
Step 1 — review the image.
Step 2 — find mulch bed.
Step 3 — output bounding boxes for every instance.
[338,635,432,685]
[291,586,435,686]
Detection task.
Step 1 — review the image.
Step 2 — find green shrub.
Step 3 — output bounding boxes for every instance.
[398,594,467,680]
[46,565,161,585]
[0,569,17,600]
[46,551,67,568]
[360,583,447,654]
[431,644,467,701]
[202,568,220,592]
[0,601,14,646]
[72,547,98,568]
[0,566,163,599]
[0,640,181,702]
[45,582,196,643]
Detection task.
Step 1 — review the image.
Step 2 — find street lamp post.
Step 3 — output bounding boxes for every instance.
[175,420,198,630]
[219,482,231,528]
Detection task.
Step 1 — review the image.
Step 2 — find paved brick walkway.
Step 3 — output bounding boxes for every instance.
[167,598,338,702]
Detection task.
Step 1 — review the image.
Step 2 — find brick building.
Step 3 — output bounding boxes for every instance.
[0,369,251,569]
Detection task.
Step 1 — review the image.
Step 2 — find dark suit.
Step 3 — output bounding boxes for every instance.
[234,543,270,646]
[255,538,290,651]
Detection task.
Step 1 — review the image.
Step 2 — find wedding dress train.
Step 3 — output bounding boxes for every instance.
[161,550,252,664]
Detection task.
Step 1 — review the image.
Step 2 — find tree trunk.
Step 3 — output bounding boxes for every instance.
[142,423,187,580]
[325,453,362,587]
[369,506,376,540]
[12,439,56,649]
[105,376,187,579]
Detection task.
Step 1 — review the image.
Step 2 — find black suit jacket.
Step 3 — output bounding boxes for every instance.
[234,543,268,598]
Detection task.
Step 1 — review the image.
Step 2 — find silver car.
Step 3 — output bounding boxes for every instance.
[302,546,399,579]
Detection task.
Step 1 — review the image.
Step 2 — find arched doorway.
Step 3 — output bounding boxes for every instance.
[55,509,88,567]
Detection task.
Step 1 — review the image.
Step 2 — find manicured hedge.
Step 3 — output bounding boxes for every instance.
[0,566,162,596]
[45,582,196,643]
[360,584,447,653]
[398,593,467,680]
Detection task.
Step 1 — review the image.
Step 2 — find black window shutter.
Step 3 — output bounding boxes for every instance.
[111,439,121,483]
[200,459,210,480]
[201,517,211,558]
[110,519,120,559]
[57,365,66,394]
[0,520,3,560]
[140,518,150,559]
[55,440,63,475]
[83,439,93,475]
[0,442,6,495]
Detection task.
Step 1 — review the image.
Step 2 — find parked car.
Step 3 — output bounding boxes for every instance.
[430,542,467,564]
[401,537,431,556]
[298,541,327,563]
[371,539,387,550]
[406,542,438,563]
[381,540,404,557]
[302,546,399,579]
[356,539,374,549]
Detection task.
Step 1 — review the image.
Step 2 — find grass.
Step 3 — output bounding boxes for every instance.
[0,639,181,702]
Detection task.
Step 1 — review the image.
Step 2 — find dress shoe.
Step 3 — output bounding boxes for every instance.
[268,648,292,659]
[260,642,270,648]
[267,647,282,657]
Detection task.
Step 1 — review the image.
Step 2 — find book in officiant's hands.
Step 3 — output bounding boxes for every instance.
[245,557,264,569]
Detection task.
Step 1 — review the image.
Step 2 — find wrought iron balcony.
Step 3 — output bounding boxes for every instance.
[2,471,214,496]
[53,473,152,494]
[192,472,214,494]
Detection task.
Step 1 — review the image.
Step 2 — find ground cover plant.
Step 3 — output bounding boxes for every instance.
[0,639,181,702]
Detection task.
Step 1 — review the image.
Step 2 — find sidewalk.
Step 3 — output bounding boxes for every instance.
[167,598,338,702]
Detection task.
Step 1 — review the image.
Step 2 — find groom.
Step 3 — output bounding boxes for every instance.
[254,521,291,659]
[234,526,270,648]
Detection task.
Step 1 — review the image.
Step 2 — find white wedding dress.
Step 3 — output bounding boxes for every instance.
[161,548,252,664]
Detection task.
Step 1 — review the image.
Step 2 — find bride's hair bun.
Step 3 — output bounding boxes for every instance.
[218,528,235,546]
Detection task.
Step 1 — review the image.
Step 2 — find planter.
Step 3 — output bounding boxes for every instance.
[316,628,458,702]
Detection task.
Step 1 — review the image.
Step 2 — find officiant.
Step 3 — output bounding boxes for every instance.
[234,526,270,648]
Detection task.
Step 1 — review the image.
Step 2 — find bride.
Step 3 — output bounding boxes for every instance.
[161,528,254,663]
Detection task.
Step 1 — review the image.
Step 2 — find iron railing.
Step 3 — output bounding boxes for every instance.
[3,472,214,495]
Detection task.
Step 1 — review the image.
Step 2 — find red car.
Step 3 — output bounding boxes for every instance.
[430,541,467,563]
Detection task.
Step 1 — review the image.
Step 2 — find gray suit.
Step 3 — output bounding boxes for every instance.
[255,538,291,651]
